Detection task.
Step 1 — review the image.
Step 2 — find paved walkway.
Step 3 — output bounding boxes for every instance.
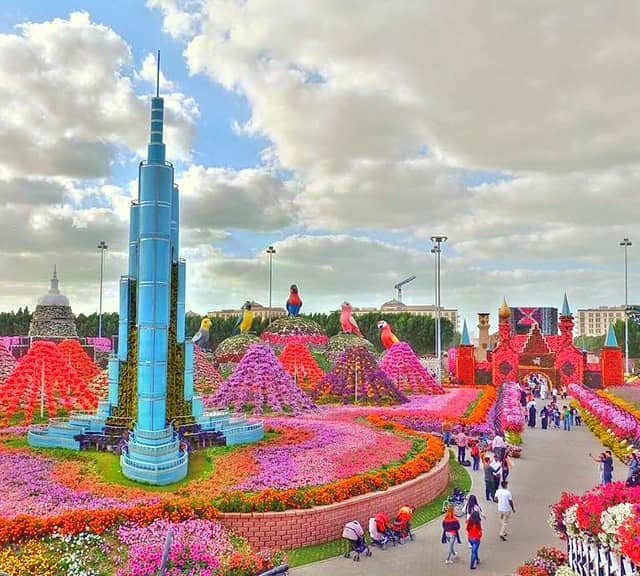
[292,420,609,576]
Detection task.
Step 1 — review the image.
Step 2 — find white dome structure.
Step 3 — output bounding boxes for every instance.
[28,265,77,338]
[37,265,70,307]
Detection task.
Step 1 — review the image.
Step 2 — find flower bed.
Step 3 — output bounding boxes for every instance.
[0,341,98,425]
[550,482,640,567]
[326,332,375,361]
[513,547,569,576]
[379,342,443,395]
[211,343,315,414]
[57,339,100,384]
[314,347,408,405]
[278,342,324,389]
[214,334,261,364]
[569,383,640,445]
[261,317,328,348]
[496,381,525,435]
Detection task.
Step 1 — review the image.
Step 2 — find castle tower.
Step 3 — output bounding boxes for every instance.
[456,319,476,385]
[558,293,574,345]
[110,56,194,485]
[498,297,512,343]
[601,324,624,387]
[476,313,490,361]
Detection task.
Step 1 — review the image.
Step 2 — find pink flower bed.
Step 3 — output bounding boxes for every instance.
[380,342,444,395]
[0,451,150,518]
[496,381,525,433]
[261,333,329,346]
[235,418,412,490]
[569,383,640,441]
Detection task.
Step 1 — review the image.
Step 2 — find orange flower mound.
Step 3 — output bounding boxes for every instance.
[57,340,100,384]
[0,341,98,425]
[278,342,324,389]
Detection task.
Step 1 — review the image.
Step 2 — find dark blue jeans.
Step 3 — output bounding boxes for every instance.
[472,455,480,470]
[485,481,494,501]
[469,538,480,568]
[458,446,466,463]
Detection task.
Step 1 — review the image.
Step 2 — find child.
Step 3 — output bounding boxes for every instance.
[442,421,452,447]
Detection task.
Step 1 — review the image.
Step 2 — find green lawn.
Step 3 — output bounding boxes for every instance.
[286,452,471,567]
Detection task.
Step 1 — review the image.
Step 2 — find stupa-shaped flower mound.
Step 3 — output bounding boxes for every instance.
[279,342,324,390]
[261,316,328,349]
[0,342,16,383]
[315,346,408,405]
[326,332,375,361]
[0,341,98,425]
[380,342,444,394]
[57,339,100,384]
[211,343,315,414]
[214,333,261,364]
[194,345,223,395]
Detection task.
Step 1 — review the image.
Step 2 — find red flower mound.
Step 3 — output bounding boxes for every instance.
[380,342,444,394]
[194,345,223,395]
[88,371,108,399]
[57,339,100,384]
[314,347,408,405]
[0,341,98,425]
[0,342,16,383]
[278,342,324,390]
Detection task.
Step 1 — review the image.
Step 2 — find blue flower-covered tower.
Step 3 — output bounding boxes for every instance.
[27,55,263,485]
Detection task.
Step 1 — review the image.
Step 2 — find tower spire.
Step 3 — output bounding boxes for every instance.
[156,50,160,98]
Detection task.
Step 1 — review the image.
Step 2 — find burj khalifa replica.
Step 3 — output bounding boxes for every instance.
[28,54,263,484]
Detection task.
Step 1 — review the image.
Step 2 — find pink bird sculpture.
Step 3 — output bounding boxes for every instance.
[377,320,400,350]
[340,301,363,336]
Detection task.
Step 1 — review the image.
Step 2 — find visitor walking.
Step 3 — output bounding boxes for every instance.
[442,421,452,446]
[483,457,495,502]
[540,380,548,400]
[571,406,581,426]
[492,433,506,460]
[527,399,537,428]
[465,494,486,520]
[562,405,571,431]
[490,455,503,495]
[466,511,483,569]
[470,441,480,471]
[456,429,468,464]
[626,451,639,482]
[552,387,558,403]
[441,506,461,564]
[603,450,614,484]
[553,406,561,428]
[501,453,511,482]
[590,452,605,484]
[495,480,516,541]
[540,405,549,430]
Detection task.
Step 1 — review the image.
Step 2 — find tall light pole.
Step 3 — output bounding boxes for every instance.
[97,241,108,338]
[621,238,632,374]
[266,245,276,323]
[431,235,448,384]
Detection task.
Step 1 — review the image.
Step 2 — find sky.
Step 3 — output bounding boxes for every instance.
[0,1,638,334]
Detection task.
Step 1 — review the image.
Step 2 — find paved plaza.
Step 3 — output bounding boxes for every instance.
[293,420,606,576]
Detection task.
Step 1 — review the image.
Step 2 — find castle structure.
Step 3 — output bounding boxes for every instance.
[456,295,623,388]
[28,266,78,338]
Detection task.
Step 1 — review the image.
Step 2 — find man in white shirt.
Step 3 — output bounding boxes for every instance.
[492,434,506,460]
[495,480,516,541]
[489,456,502,493]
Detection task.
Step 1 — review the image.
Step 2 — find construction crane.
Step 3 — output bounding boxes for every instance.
[394,275,416,303]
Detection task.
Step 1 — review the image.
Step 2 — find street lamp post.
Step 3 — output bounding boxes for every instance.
[621,238,632,374]
[266,246,276,323]
[430,236,448,384]
[97,241,108,338]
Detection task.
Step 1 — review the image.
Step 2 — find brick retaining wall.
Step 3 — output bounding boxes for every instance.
[218,450,450,549]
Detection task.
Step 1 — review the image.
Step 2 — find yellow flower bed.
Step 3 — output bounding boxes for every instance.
[0,540,58,576]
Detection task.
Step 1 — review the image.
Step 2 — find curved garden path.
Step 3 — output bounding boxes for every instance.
[292,419,608,576]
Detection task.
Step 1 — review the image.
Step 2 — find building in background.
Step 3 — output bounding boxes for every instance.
[353,299,459,330]
[507,306,558,335]
[577,306,636,337]
[208,301,287,320]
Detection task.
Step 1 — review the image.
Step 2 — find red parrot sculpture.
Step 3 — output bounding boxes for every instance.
[377,320,399,350]
[286,284,303,316]
[340,301,363,336]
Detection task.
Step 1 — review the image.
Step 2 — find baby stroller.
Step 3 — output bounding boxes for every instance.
[441,487,467,517]
[369,513,396,549]
[390,505,415,544]
[342,520,372,561]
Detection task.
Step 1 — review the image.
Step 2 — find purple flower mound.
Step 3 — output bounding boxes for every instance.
[210,343,315,414]
[315,346,409,405]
